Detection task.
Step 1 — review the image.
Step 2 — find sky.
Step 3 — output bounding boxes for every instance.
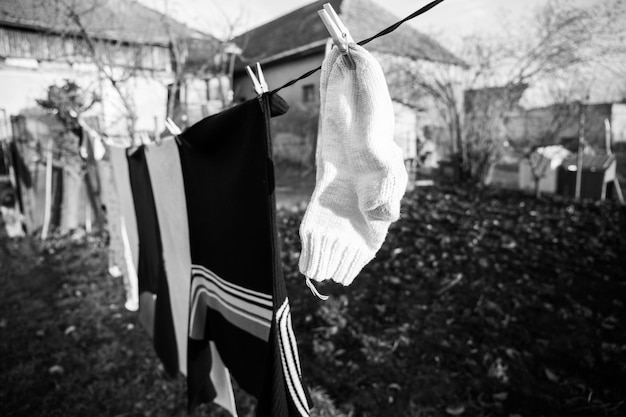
[137,0,548,46]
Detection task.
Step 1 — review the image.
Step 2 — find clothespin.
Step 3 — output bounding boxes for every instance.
[245,62,268,97]
[165,118,182,136]
[318,3,356,69]
[165,117,183,145]
[154,116,162,146]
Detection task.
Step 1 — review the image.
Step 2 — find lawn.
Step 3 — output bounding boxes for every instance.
[1,185,624,417]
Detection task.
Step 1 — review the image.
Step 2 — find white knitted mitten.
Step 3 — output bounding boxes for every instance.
[299,44,408,286]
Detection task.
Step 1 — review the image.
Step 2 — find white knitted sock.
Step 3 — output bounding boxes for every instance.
[299,44,408,286]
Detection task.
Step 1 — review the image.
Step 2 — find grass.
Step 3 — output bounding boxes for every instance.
[1,185,625,417]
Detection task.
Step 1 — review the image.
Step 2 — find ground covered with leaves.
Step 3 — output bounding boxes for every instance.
[1,186,625,417]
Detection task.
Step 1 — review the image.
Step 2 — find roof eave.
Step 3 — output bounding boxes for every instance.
[0,20,171,47]
[255,39,327,66]
[235,39,327,74]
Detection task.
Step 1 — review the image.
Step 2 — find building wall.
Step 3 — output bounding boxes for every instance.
[0,26,226,138]
[505,103,613,150]
[97,69,171,136]
[233,52,325,105]
[393,101,417,160]
[0,60,172,137]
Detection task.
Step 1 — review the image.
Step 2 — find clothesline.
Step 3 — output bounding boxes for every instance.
[270,0,446,94]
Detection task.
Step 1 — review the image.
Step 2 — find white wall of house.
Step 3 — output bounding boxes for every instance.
[0,58,172,138]
[99,70,172,136]
[0,61,95,117]
[393,101,417,160]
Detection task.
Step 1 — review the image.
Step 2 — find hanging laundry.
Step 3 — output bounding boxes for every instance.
[299,43,408,287]
[96,156,126,280]
[178,94,310,417]
[109,146,140,311]
[143,139,232,409]
[127,146,178,378]
[143,138,190,375]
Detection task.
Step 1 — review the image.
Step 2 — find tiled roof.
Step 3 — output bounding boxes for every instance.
[0,0,206,45]
[234,0,463,67]
[562,154,616,171]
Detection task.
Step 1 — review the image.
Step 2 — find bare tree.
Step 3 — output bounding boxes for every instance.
[159,0,248,127]
[59,2,142,139]
[385,37,520,182]
[48,0,232,139]
[386,0,626,183]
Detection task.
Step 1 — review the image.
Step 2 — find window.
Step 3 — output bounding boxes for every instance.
[302,84,316,104]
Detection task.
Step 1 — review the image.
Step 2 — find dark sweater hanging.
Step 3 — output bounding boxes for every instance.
[178,94,311,417]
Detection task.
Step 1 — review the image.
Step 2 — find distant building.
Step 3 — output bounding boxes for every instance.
[0,0,224,134]
[464,83,529,147]
[506,102,626,151]
[463,80,626,196]
[507,101,626,196]
[232,0,464,167]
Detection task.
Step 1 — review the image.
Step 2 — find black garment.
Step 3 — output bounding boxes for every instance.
[8,141,31,229]
[127,146,178,378]
[179,94,310,416]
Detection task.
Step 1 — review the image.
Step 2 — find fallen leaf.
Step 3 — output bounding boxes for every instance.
[48,365,64,375]
[493,392,508,401]
[545,368,559,382]
[446,405,465,415]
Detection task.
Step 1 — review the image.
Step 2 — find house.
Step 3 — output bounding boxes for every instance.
[505,101,626,197]
[463,80,626,194]
[464,83,529,149]
[461,83,529,182]
[505,102,626,150]
[232,0,464,168]
[0,0,224,234]
[0,0,225,134]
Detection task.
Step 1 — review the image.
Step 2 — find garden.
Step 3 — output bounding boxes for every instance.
[1,185,624,417]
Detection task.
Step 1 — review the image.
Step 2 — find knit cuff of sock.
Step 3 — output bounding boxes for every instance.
[298,231,375,286]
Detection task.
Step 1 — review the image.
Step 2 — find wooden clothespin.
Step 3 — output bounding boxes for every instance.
[245,62,268,97]
[165,117,182,136]
[318,3,356,69]
[165,117,183,145]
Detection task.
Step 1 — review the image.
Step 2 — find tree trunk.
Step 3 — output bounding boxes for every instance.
[534,178,542,199]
